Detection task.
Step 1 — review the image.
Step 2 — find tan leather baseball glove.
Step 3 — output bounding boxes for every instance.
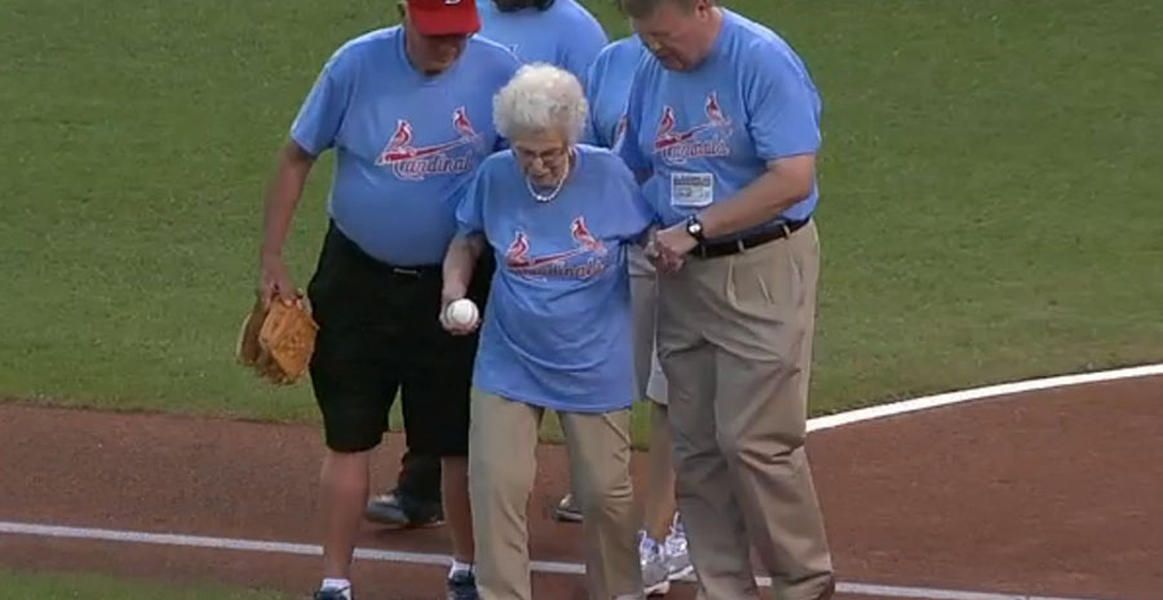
[236,295,318,385]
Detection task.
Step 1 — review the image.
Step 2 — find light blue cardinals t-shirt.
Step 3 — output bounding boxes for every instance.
[618,10,823,237]
[291,27,520,266]
[457,146,655,412]
[475,0,607,86]
[583,35,646,149]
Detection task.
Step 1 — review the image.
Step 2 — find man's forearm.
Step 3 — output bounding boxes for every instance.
[697,155,815,239]
[261,141,315,260]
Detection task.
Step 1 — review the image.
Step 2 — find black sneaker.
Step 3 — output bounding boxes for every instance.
[552,493,583,523]
[446,570,479,600]
[314,587,352,600]
[365,490,444,529]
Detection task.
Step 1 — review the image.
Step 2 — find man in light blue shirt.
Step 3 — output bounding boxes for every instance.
[257,1,519,598]
[618,0,835,598]
[372,0,609,527]
[584,34,646,149]
[476,0,608,86]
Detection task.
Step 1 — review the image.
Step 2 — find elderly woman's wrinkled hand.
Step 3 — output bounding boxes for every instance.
[648,224,698,273]
[439,285,480,336]
[646,244,685,273]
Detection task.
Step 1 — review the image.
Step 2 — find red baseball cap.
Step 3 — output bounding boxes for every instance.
[406,0,481,36]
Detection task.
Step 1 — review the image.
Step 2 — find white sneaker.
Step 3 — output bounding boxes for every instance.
[663,515,694,581]
[639,531,671,596]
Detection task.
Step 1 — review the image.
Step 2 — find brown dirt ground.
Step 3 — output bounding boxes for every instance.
[1,374,1160,599]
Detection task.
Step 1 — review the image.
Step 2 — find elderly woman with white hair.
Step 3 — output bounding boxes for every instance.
[441,63,654,600]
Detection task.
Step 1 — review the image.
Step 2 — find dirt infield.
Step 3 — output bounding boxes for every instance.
[1,374,1160,599]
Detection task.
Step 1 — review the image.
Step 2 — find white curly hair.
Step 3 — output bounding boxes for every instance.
[493,63,588,143]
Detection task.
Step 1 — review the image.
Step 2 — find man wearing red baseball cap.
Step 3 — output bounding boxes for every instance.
[257,0,520,598]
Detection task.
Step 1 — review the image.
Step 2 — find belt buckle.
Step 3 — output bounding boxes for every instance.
[392,267,420,277]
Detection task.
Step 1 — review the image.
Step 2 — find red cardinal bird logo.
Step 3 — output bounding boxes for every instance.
[651,93,732,162]
[376,106,483,180]
[570,216,606,254]
[503,217,608,277]
[506,231,532,267]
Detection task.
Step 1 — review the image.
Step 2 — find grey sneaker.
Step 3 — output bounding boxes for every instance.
[365,490,444,529]
[553,493,583,523]
[639,531,670,596]
[663,516,694,581]
[314,587,353,600]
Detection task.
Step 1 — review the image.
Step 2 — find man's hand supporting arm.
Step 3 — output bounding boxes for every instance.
[696,154,815,239]
[650,155,815,267]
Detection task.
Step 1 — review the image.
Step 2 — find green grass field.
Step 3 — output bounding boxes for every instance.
[0,568,286,600]
[1,0,1160,597]
[2,0,1161,435]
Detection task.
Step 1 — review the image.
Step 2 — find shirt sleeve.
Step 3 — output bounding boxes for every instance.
[745,44,822,161]
[615,66,650,178]
[456,166,489,237]
[608,157,656,242]
[581,57,604,146]
[289,51,353,156]
[563,16,609,88]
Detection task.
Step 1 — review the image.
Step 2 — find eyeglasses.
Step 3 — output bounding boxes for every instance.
[513,144,570,165]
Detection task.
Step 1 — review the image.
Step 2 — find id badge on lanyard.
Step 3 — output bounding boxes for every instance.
[670,172,714,208]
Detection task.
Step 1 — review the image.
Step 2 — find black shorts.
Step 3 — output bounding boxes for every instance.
[306,222,492,455]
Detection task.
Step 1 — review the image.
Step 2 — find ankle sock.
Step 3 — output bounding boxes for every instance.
[320,578,351,598]
[449,560,474,577]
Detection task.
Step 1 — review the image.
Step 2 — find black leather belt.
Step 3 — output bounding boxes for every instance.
[328,221,442,278]
[692,218,810,259]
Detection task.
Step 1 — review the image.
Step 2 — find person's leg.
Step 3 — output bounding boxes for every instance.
[657,261,759,600]
[397,450,442,504]
[403,308,476,569]
[319,450,372,578]
[640,313,692,587]
[441,455,472,563]
[710,222,834,599]
[560,409,641,600]
[468,392,542,600]
[631,249,677,543]
[400,252,494,592]
[305,222,403,596]
[557,249,661,525]
[365,448,444,528]
[643,404,675,541]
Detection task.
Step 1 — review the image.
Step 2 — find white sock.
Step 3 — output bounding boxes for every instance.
[320,578,351,598]
[449,559,474,577]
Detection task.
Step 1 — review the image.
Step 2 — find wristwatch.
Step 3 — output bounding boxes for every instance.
[685,214,705,242]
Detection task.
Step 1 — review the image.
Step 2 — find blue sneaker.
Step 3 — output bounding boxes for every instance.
[447,570,479,600]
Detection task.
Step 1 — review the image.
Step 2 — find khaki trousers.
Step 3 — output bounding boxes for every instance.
[469,391,643,600]
[629,246,668,404]
[657,221,833,600]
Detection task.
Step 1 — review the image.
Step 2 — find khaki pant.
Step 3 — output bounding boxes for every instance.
[469,391,643,600]
[629,246,668,404]
[657,221,833,600]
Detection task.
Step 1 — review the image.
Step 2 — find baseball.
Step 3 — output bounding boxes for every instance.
[445,298,479,327]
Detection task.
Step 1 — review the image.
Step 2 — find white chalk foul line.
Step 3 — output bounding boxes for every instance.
[0,521,1108,600]
[806,363,1163,433]
[5,362,1155,600]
